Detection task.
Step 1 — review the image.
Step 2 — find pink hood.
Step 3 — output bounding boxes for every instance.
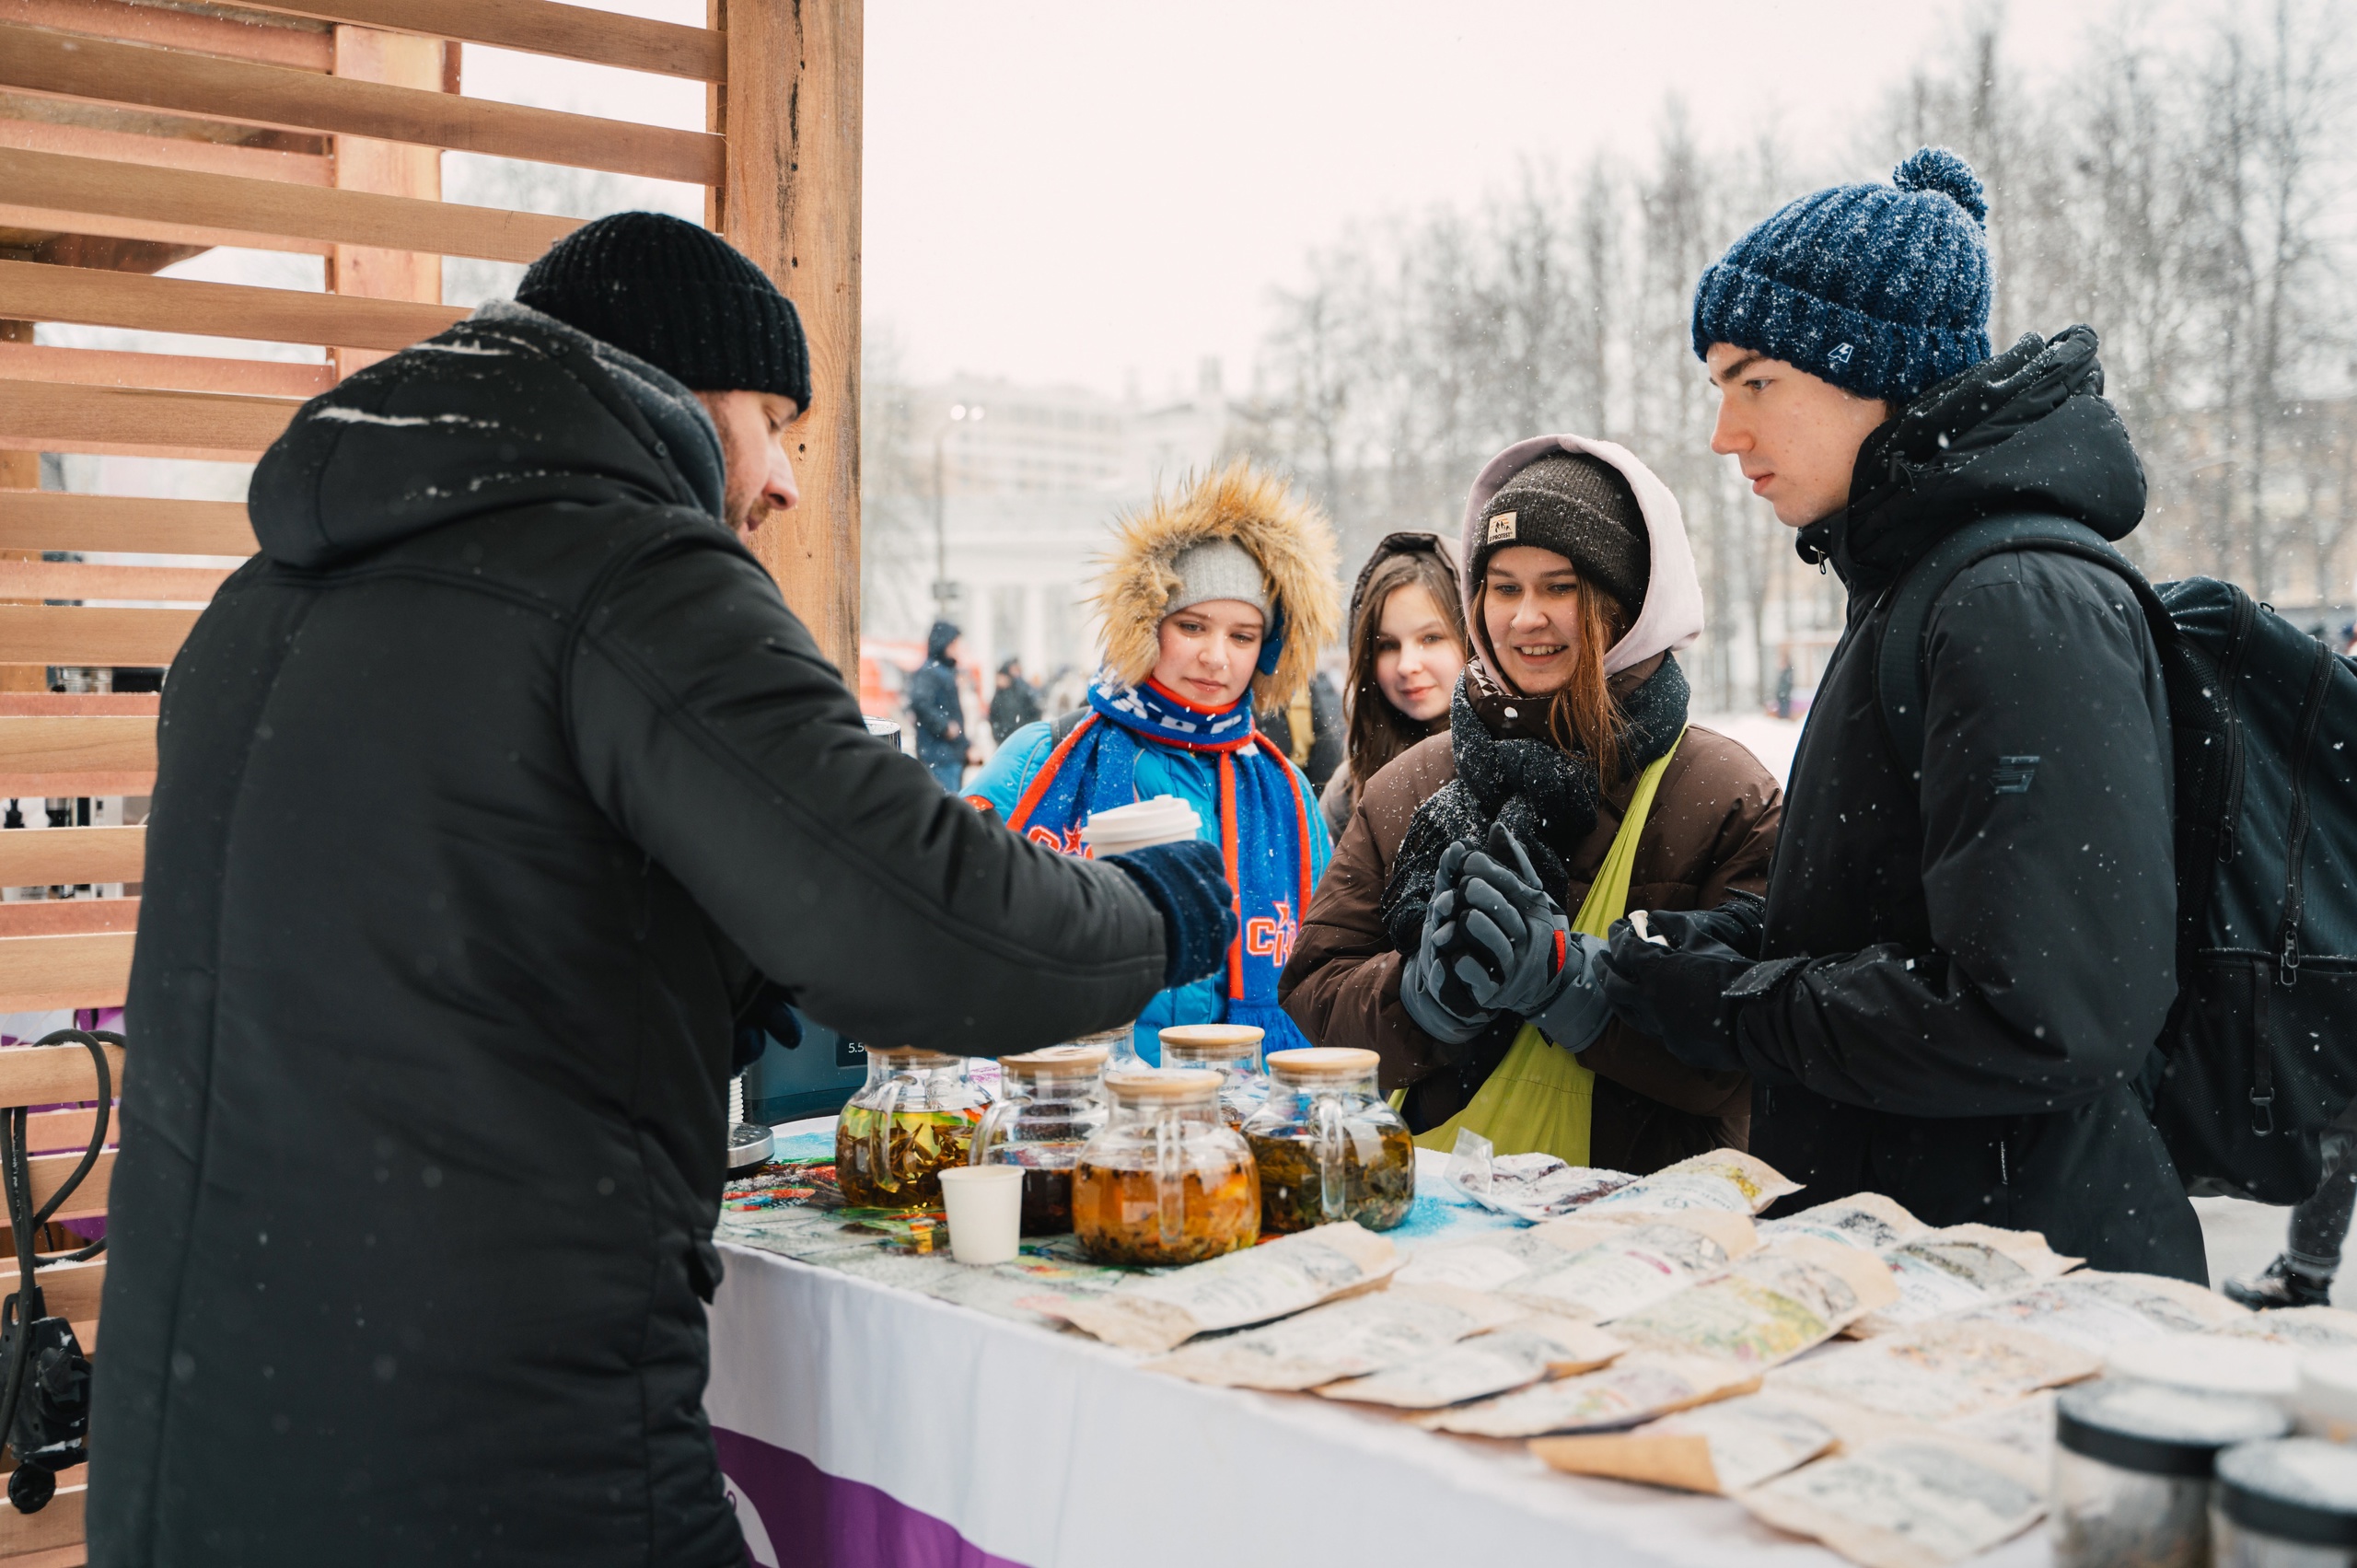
[1457,435,1704,679]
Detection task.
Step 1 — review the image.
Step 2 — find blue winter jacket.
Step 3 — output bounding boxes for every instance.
[969,719,1334,1062]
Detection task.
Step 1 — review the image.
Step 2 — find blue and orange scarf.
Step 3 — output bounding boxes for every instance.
[1005,674,1315,1051]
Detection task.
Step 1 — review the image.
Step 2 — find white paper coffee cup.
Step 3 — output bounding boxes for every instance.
[938,1166,1025,1265]
[1081,796,1202,858]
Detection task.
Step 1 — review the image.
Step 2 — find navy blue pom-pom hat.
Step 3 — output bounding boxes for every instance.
[1690,146,1992,403]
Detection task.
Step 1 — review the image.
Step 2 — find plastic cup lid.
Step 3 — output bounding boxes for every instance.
[1081,796,1202,851]
[1103,1067,1223,1102]
[2057,1380,2289,1477]
[2219,1438,2357,1546]
[2107,1333,2300,1400]
[1266,1047,1381,1080]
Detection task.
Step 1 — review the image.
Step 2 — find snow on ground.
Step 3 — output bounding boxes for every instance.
[1699,712,2302,1297]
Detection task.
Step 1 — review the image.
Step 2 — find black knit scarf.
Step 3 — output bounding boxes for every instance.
[1378,655,1689,956]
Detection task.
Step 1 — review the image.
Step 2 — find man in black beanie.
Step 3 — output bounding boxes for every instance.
[89,213,1239,1568]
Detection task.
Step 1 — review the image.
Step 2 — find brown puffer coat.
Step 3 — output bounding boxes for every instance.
[1280,712,1782,1173]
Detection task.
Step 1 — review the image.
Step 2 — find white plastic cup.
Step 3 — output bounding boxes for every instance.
[938,1166,1025,1266]
[1080,796,1202,859]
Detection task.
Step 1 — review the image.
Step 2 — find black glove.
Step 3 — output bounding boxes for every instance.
[1639,892,1766,960]
[1450,823,1611,1052]
[1399,842,1493,1045]
[1594,911,1756,1073]
[1103,839,1238,987]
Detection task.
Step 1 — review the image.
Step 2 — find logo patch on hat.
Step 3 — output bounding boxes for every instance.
[1828,343,1855,369]
[1485,511,1517,543]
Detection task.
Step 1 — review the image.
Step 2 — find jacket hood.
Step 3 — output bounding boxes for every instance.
[1345,530,1462,632]
[249,301,726,570]
[1457,435,1704,679]
[926,620,961,661]
[1798,324,2147,588]
[1095,459,1341,711]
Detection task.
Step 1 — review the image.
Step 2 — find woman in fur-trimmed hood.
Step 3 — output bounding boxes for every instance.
[968,460,1342,1060]
[1280,436,1782,1173]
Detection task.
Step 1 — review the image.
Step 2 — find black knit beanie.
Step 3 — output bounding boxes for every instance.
[1472,453,1650,620]
[517,212,813,412]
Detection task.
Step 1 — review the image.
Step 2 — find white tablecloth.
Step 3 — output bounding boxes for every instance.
[704,1122,2054,1568]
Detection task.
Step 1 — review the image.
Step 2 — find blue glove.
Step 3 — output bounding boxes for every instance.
[1452,823,1612,1052]
[1103,839,1238,988]
[1399,842,1494,1046]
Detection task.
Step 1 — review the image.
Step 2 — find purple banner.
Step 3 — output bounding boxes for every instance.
[714,1427,1030,1568]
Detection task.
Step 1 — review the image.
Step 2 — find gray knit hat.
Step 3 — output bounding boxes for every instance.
[1168,538,1271,618]
[1471,453,1650,620]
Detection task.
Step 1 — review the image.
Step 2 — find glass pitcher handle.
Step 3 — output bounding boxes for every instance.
[1314,1098,1347,1224]
[971,1095,1024,1167]
[868,1080,902,1192]
[1154,1112,1184,1250]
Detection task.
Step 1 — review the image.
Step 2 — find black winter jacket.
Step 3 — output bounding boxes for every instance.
[1734,328,2205,1282]
[90,304,1168,1566]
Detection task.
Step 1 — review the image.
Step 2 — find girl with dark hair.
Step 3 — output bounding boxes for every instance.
[1281,436,1782,1173]
[1320,534,1469,839]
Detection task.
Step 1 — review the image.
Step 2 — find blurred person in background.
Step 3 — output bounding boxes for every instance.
[907,619,976,790]
[89,212,1237,1568]
[970,461,1341,1062]
[1260,665,1345,794]
[990,655,1043,742]
[1320,531,1469,838]
[1283,438,1780,1169]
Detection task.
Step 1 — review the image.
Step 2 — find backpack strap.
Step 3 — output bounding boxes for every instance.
[1051,705,1088,745]
[1875,512,2171,777]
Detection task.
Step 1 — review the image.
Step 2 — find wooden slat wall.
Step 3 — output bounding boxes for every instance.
[0,7,862,1555]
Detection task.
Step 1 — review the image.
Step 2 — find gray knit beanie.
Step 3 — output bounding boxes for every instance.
[1167,538,1271,618]
[1470,454,1650,620]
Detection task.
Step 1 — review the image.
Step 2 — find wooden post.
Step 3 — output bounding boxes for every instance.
[327,25,448,379]
[709,0,863,679]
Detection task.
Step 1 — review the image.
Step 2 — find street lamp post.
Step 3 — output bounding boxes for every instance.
[934,401,984,619]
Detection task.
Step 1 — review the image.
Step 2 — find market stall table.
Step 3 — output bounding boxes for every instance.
[703,1121,2054,1568]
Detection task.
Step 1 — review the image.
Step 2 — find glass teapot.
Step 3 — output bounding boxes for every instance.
[834,1048,993,1210]
[971,1043,1109,1235]
[1072,1069,1260,1266]
[1157,1024,1267,1129]
[1241,1048,1415,1234]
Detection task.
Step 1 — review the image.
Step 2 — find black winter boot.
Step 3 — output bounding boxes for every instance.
[2224,1254,2336,1310]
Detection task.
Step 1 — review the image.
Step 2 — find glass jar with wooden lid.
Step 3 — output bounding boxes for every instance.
[1072,1068,1260,1266]
[1241,1047,1415,1235]
[971,1043,1110,1236]
[1156,1024,1267,1128]
[834,1048,993,1210]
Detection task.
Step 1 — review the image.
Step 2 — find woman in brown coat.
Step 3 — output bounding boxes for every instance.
[1279,436,1781,1174]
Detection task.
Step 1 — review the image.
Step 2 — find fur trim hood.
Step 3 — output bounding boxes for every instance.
[1458,435,1703,679]
[1096,459,1341,710]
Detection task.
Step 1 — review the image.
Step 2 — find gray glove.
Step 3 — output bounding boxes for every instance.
[1398,842,1493,1045]
[1452,823,1612,1053]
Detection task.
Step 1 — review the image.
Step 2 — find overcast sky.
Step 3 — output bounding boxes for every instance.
[464,0,2189,399]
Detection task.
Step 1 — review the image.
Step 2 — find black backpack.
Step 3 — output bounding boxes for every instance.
[1877,513,2357,1203]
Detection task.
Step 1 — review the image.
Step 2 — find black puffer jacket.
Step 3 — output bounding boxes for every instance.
[91,303,1167,1566]
[1734,327,2205,1281]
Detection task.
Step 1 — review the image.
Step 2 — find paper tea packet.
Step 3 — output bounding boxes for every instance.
[1504,1211,1759,1324]
[1419,1352,1759,1438]
[1585,1148,1803,1217]
[1768,1319,2100,1423]
[1144,1284,1520,1390]
[1531,1393,1841,1494]
[1758,1191,1928,1253]
[1949,1269,2246,1354]
[1041,1221,1398,1353]
[1318,1316,1626,1410]
[1607,1237,1899,1368]
[1845,1224,2081,1339]
[1741,1434,2048,1568]
[1440,1130,1636,1222]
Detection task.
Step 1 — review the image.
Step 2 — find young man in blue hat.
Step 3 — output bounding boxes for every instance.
[1597,150,2201,1281]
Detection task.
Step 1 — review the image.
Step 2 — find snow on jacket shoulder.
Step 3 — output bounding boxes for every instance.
[93,304,1167,1568]
[969,715,1334,1059]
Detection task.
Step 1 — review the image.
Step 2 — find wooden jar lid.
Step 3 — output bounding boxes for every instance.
[1000,1043,1109,1076]
[868,1047,959,1068]
[1265,1047,1380,1080]
[1158,1024,1264,1059]
[1103,1068,1223,1102]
